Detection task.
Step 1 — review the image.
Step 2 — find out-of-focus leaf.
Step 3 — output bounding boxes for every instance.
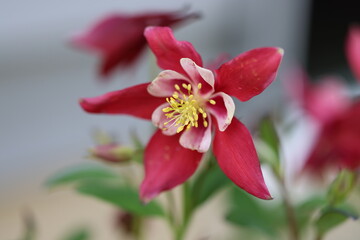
[259,117,280,159]
[257,116,281,174]
[226,187,283,237]
[46,163,119,188]
[61,228,90,240]
[315,205,358,237]
[76,180,164,217]
[327,169,356,206]
[295,196,326,231]
[191,163,231,208]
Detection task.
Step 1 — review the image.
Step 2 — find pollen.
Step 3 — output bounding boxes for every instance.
[162,83,209,133]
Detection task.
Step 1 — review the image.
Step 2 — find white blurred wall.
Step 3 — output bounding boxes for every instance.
[0,0,310,205]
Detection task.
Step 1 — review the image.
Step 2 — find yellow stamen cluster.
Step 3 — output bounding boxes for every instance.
[162,83,216,133]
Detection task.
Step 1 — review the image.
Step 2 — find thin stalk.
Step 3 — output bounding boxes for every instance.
[166,191,178,236]
[278,176,299,240]
[175,182,193,240]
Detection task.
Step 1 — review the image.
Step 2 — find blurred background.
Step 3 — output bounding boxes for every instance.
[1,0,359,239]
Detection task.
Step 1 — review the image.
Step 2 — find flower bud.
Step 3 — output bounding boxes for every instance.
[89,144,134,163]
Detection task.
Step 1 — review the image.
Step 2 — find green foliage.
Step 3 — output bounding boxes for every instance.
[191,161,231,208]
[46,163,164,217]
[315,205,358,237]
[60,228,90,240]
[327,169,356,206]
[226,187,284,238]
[46,163,119,188]
[76,180,164,217]
[257,116,281,177]
[295,196,327,231]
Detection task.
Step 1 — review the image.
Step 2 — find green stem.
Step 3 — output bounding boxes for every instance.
[165,191,178,236]
[132,215,143,240]
[175,182,193,240]
[280,179,299,240]
[272,164,299,240]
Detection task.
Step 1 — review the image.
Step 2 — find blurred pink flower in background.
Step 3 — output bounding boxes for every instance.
[80,26,283,202]
[286,50,360,176]
[346,25,360,82]
[286,69,350,126]
[71,8,200,79]
[304,100,360,174]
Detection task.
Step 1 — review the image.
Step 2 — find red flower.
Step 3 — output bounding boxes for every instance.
[80,27,283,202]
[287,70,360,174]
[304,100,360,173]
[285,69,350,125]
[71,9,199,78]
[346,25,360,82]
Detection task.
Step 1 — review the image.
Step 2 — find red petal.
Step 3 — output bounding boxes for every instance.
[346,26,360,81]
[79,83,164,120]
[144,26,203,75]
[71,10,200,78]
[216,47,283,101]
[140,130,203,202]
[213,118,271,199]
[71,14,146,78]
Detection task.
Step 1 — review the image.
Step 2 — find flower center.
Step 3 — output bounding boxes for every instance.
[162,83,216,133]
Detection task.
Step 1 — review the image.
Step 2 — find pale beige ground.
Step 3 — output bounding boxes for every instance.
[1,188,359,240]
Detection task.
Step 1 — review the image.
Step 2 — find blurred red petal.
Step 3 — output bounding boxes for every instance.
[71,9,200,78]
[79,83,164,120]
[144,26,203,75]
[216,47,283,101]
[213,118,271,200]
[140,130,203,202]
[346,26,360,81]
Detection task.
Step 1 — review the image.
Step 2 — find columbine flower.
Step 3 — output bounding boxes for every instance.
[80,26,283,202]
[286,70,360,174]
[285,69,350,125]
[304,100,360,173]
[346,25,360,82]
[71,8,199,78]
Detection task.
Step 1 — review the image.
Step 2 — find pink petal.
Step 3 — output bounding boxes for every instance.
[147,70,190,97]
[71,14,146,78]
[140,130,203,202]
[79,83,164,120]
[151,103,178,136]
[180,58,215,97]
[179,117,212,152]
[213,118,271,200]
[144,26,203,75]
[71,9,200,78]
[206,92,235,131]
[303,77,350,125]
[216,47,284,101]
[346,26,360,81]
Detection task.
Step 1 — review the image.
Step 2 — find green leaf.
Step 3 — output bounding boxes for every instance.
[257,116,281,173]
[327,169,356,206]
[191,163,231,208]
[76,180,164,217]
[46,163,119,188]
[61,228,90,240]
[316,205,358,237]
[259,117,280,159]
[295,196,327,231]
[226,187,283,237]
